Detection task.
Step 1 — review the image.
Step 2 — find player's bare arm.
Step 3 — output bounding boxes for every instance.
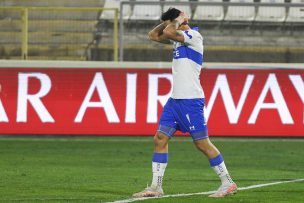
[148,21,171,44]
[162,20,184,43]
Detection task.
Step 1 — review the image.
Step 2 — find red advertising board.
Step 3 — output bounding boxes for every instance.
[0,67,303,136]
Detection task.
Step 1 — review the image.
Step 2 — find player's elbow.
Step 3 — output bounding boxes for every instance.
[148,31,157,41]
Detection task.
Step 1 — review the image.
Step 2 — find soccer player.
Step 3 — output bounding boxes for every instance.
[133,8,237,198]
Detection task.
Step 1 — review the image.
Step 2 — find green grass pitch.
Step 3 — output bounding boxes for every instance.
[0,136,303,202]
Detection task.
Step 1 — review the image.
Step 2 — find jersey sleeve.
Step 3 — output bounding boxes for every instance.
[181,30,202,46]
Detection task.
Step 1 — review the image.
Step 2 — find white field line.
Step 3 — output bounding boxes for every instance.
[106,178,304,203]
[1,178,303,202]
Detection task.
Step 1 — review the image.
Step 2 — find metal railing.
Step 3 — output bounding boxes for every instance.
[0,7,119,61]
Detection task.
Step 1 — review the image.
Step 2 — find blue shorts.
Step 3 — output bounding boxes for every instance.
[157,98,208,141]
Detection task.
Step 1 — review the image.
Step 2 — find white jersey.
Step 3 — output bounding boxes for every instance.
[171,28,204,99]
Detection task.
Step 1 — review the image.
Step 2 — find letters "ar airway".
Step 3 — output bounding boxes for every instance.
[0,72,303,126]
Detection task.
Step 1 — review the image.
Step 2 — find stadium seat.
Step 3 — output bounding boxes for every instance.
[193,0,224,21]
[130,0,162,20]
[100,0,131,20]
[225,0,256,22]
[286,0,304,22]
[163,0,192,18]
[255,0,286,22]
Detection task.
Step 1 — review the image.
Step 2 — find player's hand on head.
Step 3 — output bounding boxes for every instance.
[180,12,189,21]
[175,12,189,25]
[175,15,184,25]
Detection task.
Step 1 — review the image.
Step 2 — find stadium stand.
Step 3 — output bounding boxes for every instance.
[0,0,304,62]
[193,0,225,21]
[163,0,192,18]
[255,0,286,22]
[0,0,107,60]
[286,0,304,22]
[224,0,256,22]
[0,0,104,7]
[130,0,162,20]
[100,0,131,20]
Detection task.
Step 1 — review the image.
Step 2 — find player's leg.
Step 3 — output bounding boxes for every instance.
[193,137,220,158]
[151,132,170,190]
[181,98,236,197]
[194,138,237,197]
[154,130,169,153]
[133,98,176,198]
[133,131,170,198]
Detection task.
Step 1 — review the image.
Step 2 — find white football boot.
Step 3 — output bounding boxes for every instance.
[132,186,164,198]
[209,182,237,198]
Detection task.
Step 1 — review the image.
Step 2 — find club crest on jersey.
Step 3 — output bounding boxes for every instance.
[173,49,180,58]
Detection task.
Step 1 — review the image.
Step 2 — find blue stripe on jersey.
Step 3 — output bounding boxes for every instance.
[173,46,203,65]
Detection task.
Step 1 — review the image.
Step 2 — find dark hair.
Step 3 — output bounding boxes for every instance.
[161,7,181,21]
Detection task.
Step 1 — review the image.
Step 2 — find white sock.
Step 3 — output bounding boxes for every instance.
[151,162,167,189]
[212,161,234,185]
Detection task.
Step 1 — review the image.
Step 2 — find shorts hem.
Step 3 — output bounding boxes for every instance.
[157,124,176,138]
[157,129,173,138]
[192,136,209,141]
[190,129,209,141]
